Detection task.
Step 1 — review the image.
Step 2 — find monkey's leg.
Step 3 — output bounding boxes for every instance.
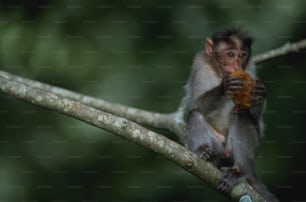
[218,113,260,192]
[186,110,224,162]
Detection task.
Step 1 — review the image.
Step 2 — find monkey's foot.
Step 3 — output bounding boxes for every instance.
[217,166,241,192]
[195,144,216,161]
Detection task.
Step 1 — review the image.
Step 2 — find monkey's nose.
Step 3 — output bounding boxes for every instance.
[234,66,240,71]
[233,64,242,71]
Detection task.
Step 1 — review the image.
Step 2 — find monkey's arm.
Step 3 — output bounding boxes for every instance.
[186,52,223,110]
[249,78,266,120]
[186,52,228,159]
[187,110,224,160]
[186,71,225,153]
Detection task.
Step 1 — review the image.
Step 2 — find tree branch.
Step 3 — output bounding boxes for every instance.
[253,39,306,63]
[0,74,266,201]
[0,70,187,142]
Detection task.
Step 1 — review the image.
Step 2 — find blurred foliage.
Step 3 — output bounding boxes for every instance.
[0,0,306,201]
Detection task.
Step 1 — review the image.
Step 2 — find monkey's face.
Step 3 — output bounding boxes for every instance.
[213,42,250,74]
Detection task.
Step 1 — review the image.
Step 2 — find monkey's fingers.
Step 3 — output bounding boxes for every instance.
[217,167,241,192]
[226,86,245,97]
[196,144,216,161]
[252,83,266,98]
[250,95,265,105]
[217,178,232,192]
[224,77,244,93]
[224,77,244,87]
[226,85,244,91]
[254,79,266,91]
[217,169,235,192]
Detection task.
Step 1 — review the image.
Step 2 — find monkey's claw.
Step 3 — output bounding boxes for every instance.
[196,144,215,161]
[223,76,244,96]
[217,167,241,192]
[217,178,232,192]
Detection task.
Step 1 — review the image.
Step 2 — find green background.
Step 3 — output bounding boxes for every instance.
[1,0,306,201]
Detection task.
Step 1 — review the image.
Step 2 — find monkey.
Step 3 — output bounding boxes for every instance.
[185,29,278,201]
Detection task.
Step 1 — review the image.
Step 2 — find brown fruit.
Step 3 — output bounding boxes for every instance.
[229,70,255,110]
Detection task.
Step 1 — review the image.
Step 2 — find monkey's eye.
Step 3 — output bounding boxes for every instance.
[239,52,248,58]
[227,51,235,58]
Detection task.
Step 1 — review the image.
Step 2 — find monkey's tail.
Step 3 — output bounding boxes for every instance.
[247,175,279,202]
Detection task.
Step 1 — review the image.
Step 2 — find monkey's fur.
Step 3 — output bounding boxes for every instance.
[185,29,278,201]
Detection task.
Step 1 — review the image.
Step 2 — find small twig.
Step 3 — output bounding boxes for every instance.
[253,39,306,63]
[0,75,266,201]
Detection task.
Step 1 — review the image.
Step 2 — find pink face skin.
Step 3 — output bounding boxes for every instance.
[205,38,249,75]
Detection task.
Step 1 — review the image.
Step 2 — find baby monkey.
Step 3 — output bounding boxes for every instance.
[185,29,278,201]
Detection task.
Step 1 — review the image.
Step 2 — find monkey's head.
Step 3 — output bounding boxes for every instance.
[205,28,253,75]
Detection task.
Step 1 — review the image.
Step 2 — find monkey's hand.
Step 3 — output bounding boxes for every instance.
[195,144,216,161]
[224,73,264,112]
[250,78,266,106]
[223,76,244,97]
[224,76,249,113]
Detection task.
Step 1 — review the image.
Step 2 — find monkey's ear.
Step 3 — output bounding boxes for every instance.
[205,38,214,56]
